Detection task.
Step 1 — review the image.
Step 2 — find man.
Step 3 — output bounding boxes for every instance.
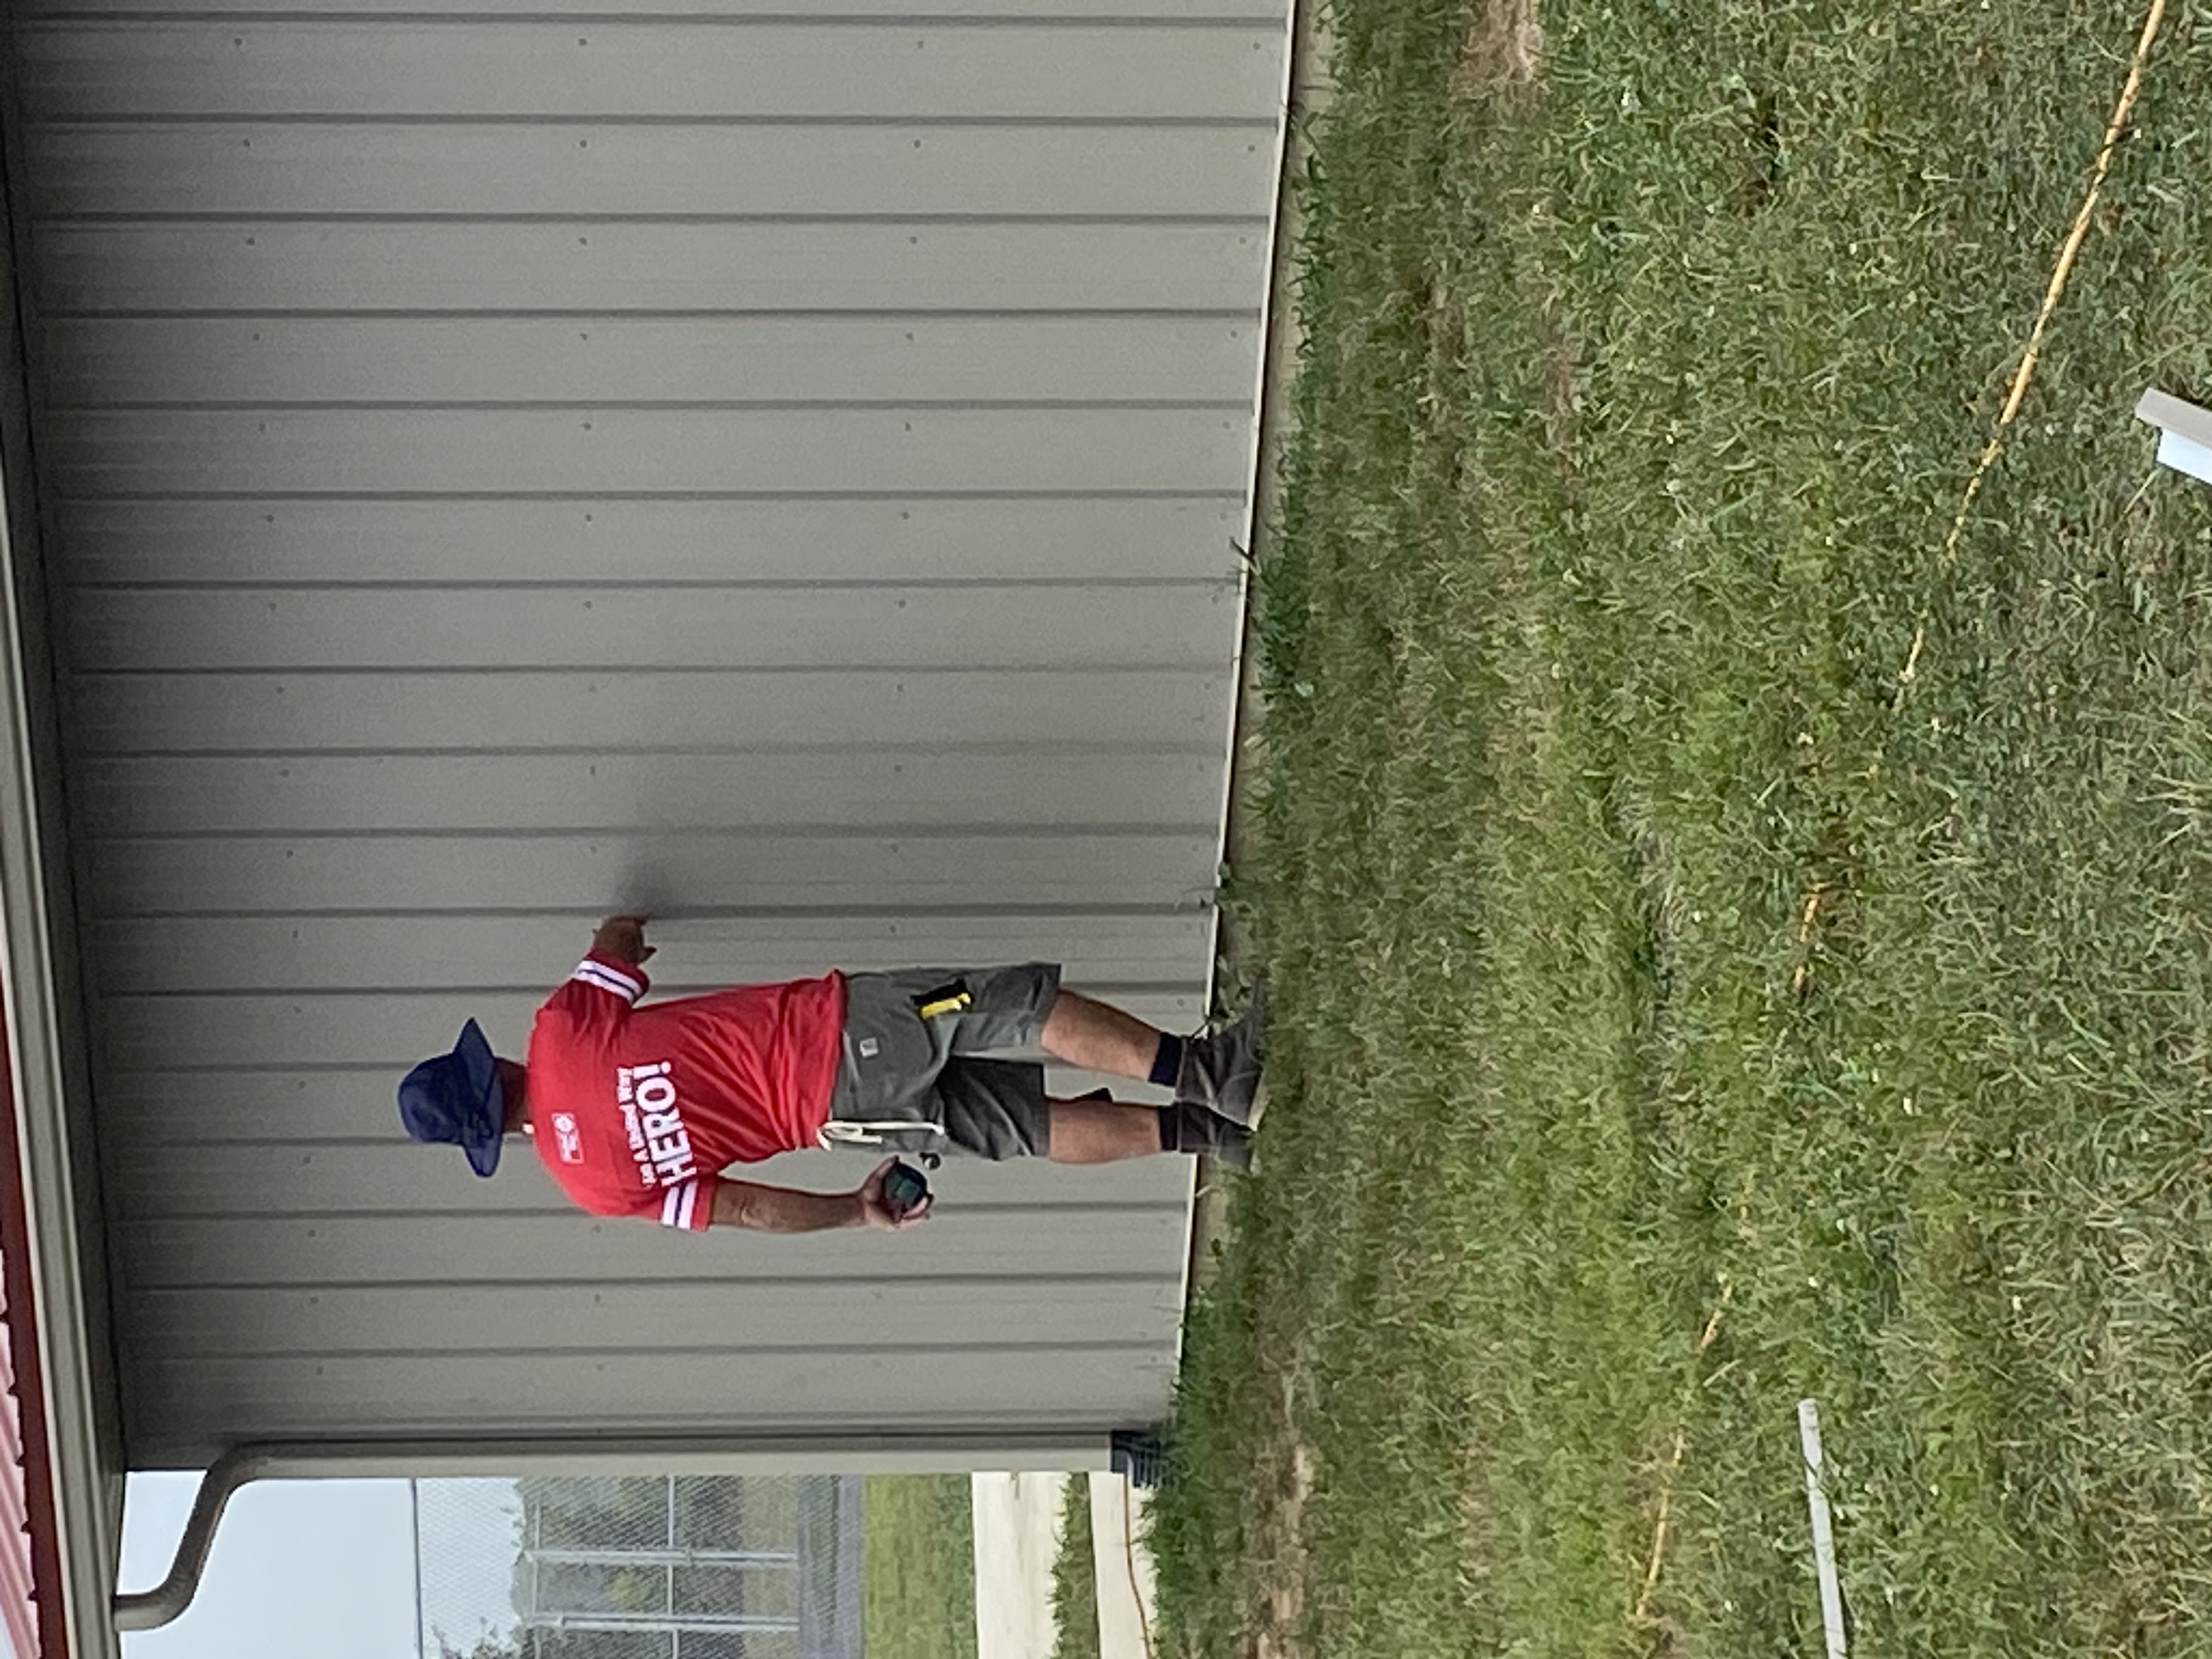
[398,916,1262,1235]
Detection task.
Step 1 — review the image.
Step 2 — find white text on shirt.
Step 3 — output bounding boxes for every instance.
[615,1060,698,1187]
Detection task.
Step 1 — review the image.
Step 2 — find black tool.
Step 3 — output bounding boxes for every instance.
[880,1158,932,1220]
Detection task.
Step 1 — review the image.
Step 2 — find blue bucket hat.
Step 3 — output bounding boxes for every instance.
[397,1018,506,1177]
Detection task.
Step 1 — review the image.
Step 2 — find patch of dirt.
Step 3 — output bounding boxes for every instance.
[1453,0,1543,106]
[1250,1442,1316,1659]
[1245,1373,1319,1659]
[1632,821,1686,1002]
[1420,270,1466,437]
[1539,314,1579,460]
[1790,805,1863,1001]
[1722,87,1783,215]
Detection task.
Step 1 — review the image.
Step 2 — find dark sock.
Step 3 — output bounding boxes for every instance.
[1148,1033,1184,1089]
[1156,1106,1180,1153]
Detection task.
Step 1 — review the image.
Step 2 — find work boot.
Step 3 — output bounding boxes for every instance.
[1163,1101,1252,1171]
[1174,981,1266,1127]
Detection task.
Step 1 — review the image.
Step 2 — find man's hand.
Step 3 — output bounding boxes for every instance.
[591,915,655,966]
[857,1155,932,1231]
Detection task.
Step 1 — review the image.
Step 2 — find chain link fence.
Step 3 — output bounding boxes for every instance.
[416,1474,862,1659]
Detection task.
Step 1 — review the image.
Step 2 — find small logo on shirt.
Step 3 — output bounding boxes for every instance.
[551,1111,584,1165]
[859,1037,881,1059]
[616,1060,699,1188]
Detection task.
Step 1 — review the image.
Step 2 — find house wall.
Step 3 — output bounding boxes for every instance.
[4,0,1286,1465]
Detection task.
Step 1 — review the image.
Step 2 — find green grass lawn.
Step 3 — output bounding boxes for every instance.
[862,1476,976,1659]
[1154,2,2212,1655]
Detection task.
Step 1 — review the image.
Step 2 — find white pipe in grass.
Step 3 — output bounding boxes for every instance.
[1797,1398,1847,1659]
[2138,388,2212,488]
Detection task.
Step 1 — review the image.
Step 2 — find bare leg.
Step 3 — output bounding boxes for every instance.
[1045,1099,1251,1169]
[1046,1101,1164,1164]
[1039,990,1166,1081]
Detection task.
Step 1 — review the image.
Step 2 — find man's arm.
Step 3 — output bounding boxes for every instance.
[708,1158,927,1234]
[711,1181,865,1233]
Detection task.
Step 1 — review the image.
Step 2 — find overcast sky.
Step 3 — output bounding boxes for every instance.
[119,1474,492,1659]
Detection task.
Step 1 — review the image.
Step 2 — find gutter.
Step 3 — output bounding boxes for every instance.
[0,498,115,1659]
[0,32,122,1646]
[0,989,65,1659]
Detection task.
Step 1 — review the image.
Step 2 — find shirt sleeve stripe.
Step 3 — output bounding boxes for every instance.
[572,959,645,1003]
[574,960,642,1000]
[660,1180,700,1231]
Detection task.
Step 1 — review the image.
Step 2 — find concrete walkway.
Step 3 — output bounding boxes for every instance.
[972,1471,1156,1659]
[1085,1471,1159,1659]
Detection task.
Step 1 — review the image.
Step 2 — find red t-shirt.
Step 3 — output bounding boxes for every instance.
[526,952,847,1231]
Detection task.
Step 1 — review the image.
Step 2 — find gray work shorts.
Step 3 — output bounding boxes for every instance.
[820,963,1062,1160]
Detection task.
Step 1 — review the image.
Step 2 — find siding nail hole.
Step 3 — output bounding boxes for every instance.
[913,139,922,150]
[584,512,594,522]
[583,599,593,609]
[583,420,594,431]
[909,235,919,245]
[899,510,910,520]
[903,422,911,432]
[905,332,915,342]
[245,236,256,246]
[252,332,262,342]
[579,235,589,246]
[578,35,588,43]
[579,138,589,149]
[233,34,242,44]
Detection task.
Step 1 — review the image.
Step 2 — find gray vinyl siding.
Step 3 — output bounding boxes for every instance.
[8,0,1285,1465]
